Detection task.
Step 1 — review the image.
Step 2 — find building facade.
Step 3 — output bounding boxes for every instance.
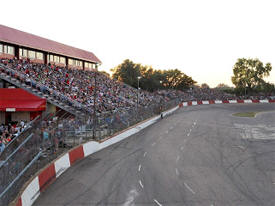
[0,24,101,71]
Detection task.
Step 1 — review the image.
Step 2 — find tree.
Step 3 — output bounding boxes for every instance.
[216,83,234,94]
[111,59,141,88]
[216,83,230,89]
[201,83,210,89]
[99,71,110,77]
[111,59,196,91]
[254,82,275,95]
[231,58,272,94]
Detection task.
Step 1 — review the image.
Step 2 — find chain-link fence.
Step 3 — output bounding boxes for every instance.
[0,115,45,162]
[0,98,180,205]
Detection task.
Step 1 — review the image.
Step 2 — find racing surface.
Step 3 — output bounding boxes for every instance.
[34,104,275,206]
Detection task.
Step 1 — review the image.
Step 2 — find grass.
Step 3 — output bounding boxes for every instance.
[233,112,257,117]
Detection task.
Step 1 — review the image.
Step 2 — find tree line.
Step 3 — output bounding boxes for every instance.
[110,58,274,95]
[111,59,196,91]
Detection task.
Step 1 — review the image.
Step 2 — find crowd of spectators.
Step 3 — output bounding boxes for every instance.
[2,57,275,205]
[0,121,27,153]
[0,58,169,114]
[0,58,274,117]
[178,87,236,101]
[157,87,275,102]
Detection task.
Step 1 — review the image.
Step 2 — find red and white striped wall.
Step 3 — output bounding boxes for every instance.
[15,105,178,206]
[15,99,275,206]
[178,99,275,107]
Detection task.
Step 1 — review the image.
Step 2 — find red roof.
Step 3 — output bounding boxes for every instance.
[0,24,101,64]
[0,88,46,111]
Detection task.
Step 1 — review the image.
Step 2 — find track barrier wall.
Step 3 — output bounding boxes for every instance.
[13,99,275,206]
[14,105,178,206]
[1,98,179,206]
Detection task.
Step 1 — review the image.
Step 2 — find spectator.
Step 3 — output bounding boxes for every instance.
[0,122,27,154]
[0,57,273,118]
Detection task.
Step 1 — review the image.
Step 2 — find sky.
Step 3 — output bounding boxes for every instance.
[1,0,275,87]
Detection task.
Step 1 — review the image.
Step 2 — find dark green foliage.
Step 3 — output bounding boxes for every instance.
[111,59,196,91]
[231,58,272,95]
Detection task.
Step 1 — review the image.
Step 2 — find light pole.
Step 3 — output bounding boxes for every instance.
[93,71,97,139]
[137,76,141,113]
[159,80,163,115]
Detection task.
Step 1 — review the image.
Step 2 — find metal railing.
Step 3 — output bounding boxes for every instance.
[0,115,41,161]
[0,151,42,205]
[0,63,80,115]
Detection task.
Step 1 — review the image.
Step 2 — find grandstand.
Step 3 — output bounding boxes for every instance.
[0,25,173,116]
[1,24,274,206]
[0,25,183,205]
[0,24,101,69]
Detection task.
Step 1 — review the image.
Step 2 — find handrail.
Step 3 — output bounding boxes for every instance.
[0,151,42,200]
[0,63,80,115]
[8,62,78,105]
[1,115,40,154]
[0,134,33,168]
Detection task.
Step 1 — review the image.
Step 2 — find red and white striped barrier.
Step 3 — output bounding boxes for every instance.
[179,99,275,107]
[15,99,275,206]
[15,106,178,206]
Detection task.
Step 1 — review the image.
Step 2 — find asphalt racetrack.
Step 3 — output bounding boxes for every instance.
[34,103,275,206]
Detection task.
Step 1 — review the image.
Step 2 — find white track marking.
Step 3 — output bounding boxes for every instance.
[122,189,139,206]
[138,164,141,172]
[184,182,196,194]
[154,199,163,206]
[143,152,147,157]
[139,180,144,189]
[233,145,245,151]
[175,168,179,176]
[176,155,180,162]
[152,142,156,146]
